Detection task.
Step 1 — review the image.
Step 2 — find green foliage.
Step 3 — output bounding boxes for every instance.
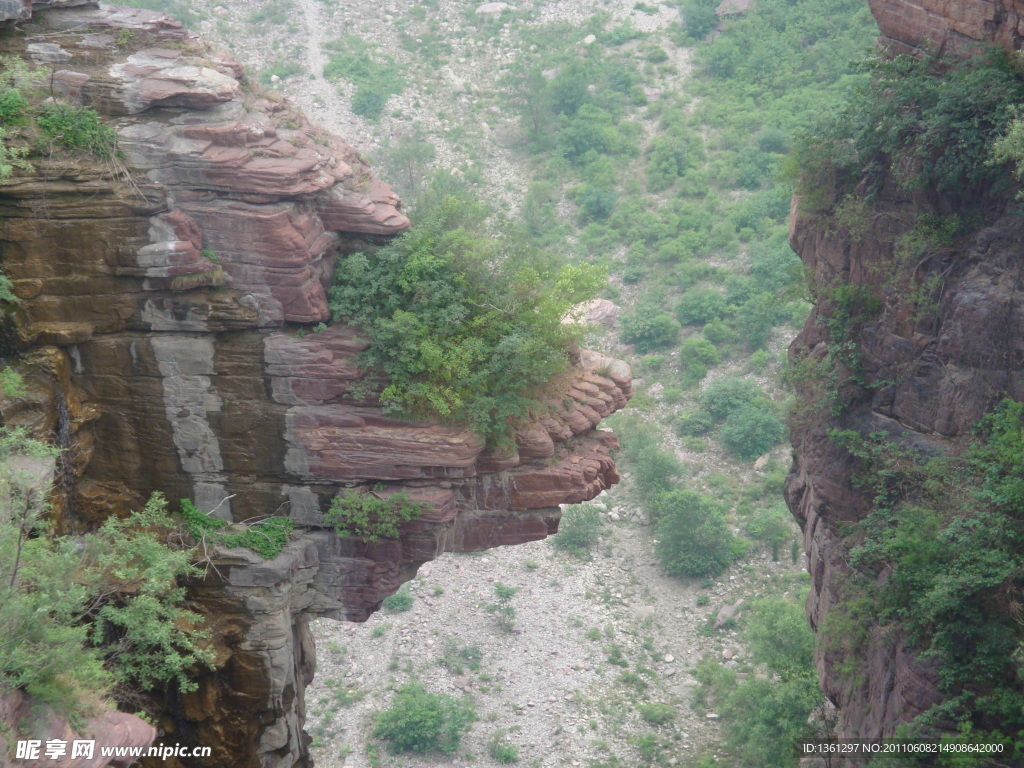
[485,582,518,632]
[373,681,475,754]
[796,48,1024,205]
[180,499,294,558]
[693,594,822,767]
[654,489,735,578]
[632,444,685,499]
[619,307,681,352]
[0,127,31,180]
[830,404,1024,747]
[0,88,27,126]
[324,490,423,540]
[637,702,675,725]
[699,377,765,421]
[675,409,715,437]
[676,288,727,326]
[323,35,404,120]
[746,598,814,679]
[83,494,214,694]
[328,178,604,444]
[551,504,603,553]
[382,585,414,613]
[488,730,520,763]
[743,503,792,554]
[720,403,786,460]
[437,637,482,674]
[678,335,720,369]
[1,447,213,721]
[36,105,118,159]
[0,367,26,397]
[681,0,718,39]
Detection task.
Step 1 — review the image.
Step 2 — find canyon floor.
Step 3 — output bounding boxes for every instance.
[306,485,805,768]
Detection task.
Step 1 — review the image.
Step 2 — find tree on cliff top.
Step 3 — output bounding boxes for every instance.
[328,173,606,445]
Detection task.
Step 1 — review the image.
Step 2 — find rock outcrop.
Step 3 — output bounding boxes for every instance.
[786,0,1024,745]
[0,4,630,767]
[0,691,157,768]
[867,0,1024,55]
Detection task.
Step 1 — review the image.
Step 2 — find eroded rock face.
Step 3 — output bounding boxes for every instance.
[786,151,1024,741]
[0,5,630,766]
[785,1,1024,745]
[867,0,1024,55]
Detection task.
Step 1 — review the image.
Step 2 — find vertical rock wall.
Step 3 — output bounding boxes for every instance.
[786,0,1024,745]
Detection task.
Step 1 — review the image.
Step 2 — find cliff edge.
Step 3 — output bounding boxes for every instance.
[0,3,630,766]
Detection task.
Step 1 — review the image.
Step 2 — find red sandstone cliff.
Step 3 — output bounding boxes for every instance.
[786,0,1024,747]
[0,4,630,766]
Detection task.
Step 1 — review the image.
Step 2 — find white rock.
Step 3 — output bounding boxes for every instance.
[582,34,596,44]
[476,1,511,14]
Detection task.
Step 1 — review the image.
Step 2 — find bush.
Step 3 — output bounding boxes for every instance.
[551,504,603,553]
[373,681,475,753]
[797,48,1024,204]
[744,503,792,554]
[702,317,736,345]
[654,489,735,577]
[488,731,520,763]
[324,36,404,121]
[638,702,675,725]
[632,445,685,500]
[681,0,718,39]
[747,597,814,678]
[0,88,27,125]
[700,377,764,421]
[0,447,213,720]
[675,409,715,437]
[720,403,786,460]
[676,288,727,326]
[679,335,720,368]
[36,105,117,159]
[620,309,682,352]
[329,179,604,444]
[180,500,294,558]
[382,585,414,613]
[324,490,423,540]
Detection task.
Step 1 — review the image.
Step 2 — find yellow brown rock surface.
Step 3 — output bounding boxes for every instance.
[0,4,630,766]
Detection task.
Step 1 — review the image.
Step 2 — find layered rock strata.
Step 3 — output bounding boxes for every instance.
[0,4,630,766]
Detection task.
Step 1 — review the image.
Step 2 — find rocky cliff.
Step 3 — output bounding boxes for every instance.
[867,0,1024,55]
[0,4,630,766]
[786,0,1024,746]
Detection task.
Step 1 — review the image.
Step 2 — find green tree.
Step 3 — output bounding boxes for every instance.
[720,403,786,460]
[654,489,734,577]
[374,681,475,754]
[328,175,605,444]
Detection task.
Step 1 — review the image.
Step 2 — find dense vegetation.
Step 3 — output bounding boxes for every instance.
[694,594,824,768]
[324,489,423,540]
[831,403,1024,758]
[795,48,1024,212]
[328,177,604,444]
[180,499,294,559]
[0,427,212,718]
